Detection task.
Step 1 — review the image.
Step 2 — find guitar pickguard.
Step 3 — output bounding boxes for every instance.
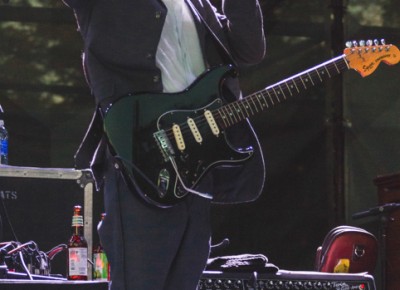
[155,98,253,196]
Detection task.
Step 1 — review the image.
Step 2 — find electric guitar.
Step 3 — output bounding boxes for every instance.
[103,41,399,208]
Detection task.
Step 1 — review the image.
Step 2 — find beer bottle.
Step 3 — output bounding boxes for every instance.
[67,205,88,280]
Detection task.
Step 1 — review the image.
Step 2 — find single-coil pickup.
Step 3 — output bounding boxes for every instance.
[172,124,186,151]
[187,118,203,144]
[204,110,220,136]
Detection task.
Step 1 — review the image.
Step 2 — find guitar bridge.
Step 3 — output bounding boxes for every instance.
[154,130,175,161]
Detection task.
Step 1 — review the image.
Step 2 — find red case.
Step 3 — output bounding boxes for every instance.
[315,225,378,274]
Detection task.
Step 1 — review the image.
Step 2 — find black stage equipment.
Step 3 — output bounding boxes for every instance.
[0,280,108,290]
[199,270,376,290]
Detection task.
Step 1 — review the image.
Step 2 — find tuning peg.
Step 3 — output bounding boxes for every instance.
[366,39,373,46]
[381,39,386,45]
[374,39,379,45]
[345,41,353,48]
[359,40,366,47]
[353,40,359,47]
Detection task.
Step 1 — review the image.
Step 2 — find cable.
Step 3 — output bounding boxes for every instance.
[46,244,67,260]
[0,197,18,241]
[18,251,33,280]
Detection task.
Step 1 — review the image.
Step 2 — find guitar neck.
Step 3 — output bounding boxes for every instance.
[216,54,349,128]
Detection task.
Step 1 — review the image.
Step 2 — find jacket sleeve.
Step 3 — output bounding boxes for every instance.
[221,0,266,65]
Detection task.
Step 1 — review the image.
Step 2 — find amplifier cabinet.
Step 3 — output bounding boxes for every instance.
[199,270,376,290]
[0,165,96,279]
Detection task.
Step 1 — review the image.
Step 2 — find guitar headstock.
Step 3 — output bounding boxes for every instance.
[344,39,399,77]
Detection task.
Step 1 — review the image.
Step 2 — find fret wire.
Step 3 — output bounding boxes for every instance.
[285,81,293,96]
[266,89,275,105]
[306,72,315,86]
[249,96,259,113]
[234,102,244,121]
[247,94,258,115]
[309,70,321,84]
[299,76,307,89]
[226,103,239,124]
[256,92,268,109]
[323,65,332,78]
[332,61,340,73]
[342,57,350,69]
[236,102,247,120]
[214,109,226,129]
[278,84,287,99]
[271,87,281,103]
[259,92,270,108]
[291,79,300,93]
[241,98,252,116]
[315,69,323,82]
[315,68,324,83]
[243,97,254,115]
[220,106,233,127]
[224,103,234,124]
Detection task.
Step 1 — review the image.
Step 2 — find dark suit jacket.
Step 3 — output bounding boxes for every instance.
[64,0,267,204]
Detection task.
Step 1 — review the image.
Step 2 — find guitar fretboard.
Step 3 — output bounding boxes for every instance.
[216,54,349,128]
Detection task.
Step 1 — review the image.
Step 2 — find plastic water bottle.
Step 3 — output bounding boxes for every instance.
[0,105,8,165]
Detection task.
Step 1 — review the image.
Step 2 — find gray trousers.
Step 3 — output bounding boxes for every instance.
[98,157,212,290]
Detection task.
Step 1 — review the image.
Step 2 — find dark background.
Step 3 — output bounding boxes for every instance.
[0,0,399,288]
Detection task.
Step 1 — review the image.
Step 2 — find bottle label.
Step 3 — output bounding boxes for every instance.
[68,247,88,276]
[72,216,84,227]
[93,252,109,280]
[0,139,8,165]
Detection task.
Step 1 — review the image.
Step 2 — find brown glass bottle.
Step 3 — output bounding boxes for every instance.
[67,205,88,280]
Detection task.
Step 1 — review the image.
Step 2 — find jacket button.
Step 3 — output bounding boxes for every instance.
[155,11,162,19]
[153,75,160,83]
[146,53,154,59]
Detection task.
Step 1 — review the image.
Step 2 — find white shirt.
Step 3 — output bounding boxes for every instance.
[156,0,206,93]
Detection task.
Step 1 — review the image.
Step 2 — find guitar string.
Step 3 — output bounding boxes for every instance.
[163,59,348,145]
[163,59,348,142]
[163,57,348,147]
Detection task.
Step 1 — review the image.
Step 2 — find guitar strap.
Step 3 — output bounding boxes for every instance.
[74,106,103,170]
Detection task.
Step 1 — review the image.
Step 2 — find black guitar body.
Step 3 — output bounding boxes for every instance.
[103,65,257,208]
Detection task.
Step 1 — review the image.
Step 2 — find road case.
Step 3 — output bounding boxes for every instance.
[0,165,98,279]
